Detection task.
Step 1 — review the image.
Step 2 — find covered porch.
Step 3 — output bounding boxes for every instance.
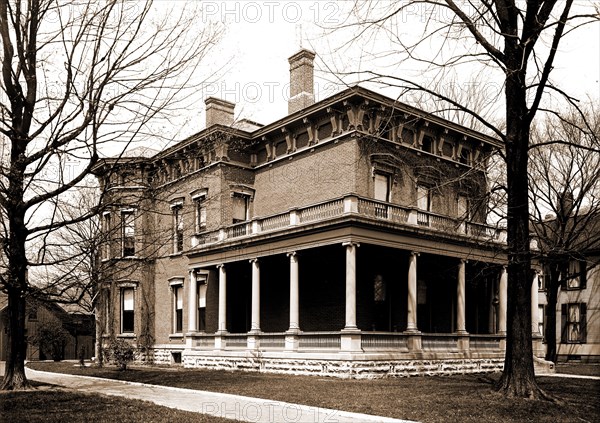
[182,240,513,365]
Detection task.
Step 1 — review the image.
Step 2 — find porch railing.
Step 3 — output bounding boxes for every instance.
[298,332,341,349]
[421,334,459,351]
[469,335,502,350]
[191,194,506,248]
[361,333,408,351]
[186,332,505,353]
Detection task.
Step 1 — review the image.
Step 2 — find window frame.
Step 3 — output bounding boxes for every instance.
[121,287,135,334]
[197,277,208,332]
[416,184,432,212]
[232,192,250,223]
[172,203,184,254]
[562,302,587,344]
[565,260,587,290]
[457,194,470,220]
[102,211,112,260]
[173,284,184,334]
[121,209,136,257]
[191,191,208,233]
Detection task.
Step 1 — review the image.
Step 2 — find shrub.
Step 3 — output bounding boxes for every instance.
[107,339,135,370]
[31,320,69,361]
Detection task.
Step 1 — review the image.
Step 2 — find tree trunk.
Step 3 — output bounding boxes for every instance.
[544,264,563,363]
[1,290,30,390]
[495,43,544,398]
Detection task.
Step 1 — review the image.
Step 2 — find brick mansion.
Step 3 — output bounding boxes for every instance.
[92,49,599,377]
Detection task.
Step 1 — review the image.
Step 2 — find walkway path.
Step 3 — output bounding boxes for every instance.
[2,362,598,422]
[24,367,415,423]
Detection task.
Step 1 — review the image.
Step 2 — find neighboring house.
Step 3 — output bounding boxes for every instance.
[535,214,600,363]
[0,293,94,361]
[92,49,536,377]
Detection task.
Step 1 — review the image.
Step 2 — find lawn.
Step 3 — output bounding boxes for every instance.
[0,383,232,423]
[27,361,600,423]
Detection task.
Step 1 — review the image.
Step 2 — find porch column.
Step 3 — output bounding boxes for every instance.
[406,252,419,332]
[456,259,467,334]
[250,258,261,333]
[342,242,359,331]
[188,269,198,332]
[217,264,227,334]
[498,266,507,335]
[288,252,300,332]
[531,270,540,335]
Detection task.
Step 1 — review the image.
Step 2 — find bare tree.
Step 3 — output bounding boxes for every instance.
[0,0,222,390]
[329,1,599,398]
[529,105,600,363]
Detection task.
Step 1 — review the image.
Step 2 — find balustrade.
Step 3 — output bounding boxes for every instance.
[189,195,504,249]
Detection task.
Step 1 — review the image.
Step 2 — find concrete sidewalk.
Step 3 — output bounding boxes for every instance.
[24,367,415,423]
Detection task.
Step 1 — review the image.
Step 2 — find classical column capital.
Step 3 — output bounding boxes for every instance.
[249,258,259,264]
[342,241,360,248]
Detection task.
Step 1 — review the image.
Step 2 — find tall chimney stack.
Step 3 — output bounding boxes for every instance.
[205,97,235,128]
[288,49,316,115]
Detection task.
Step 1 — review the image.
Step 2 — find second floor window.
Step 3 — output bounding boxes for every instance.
[121,211,135,257]
[566,260,587,289]
[196,198,207,233]
[102,212,112,260]
[374,173,390,202]
[173,205,184,253]
[457,195,470,220]
[232,193,250,223]
[417,185,431,212]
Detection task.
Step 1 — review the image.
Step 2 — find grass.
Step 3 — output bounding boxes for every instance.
[27,361,600,423]
[0,384,231,423]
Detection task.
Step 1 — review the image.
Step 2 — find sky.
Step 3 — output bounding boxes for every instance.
[172,1,600,139]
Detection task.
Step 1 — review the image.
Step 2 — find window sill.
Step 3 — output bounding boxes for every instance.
[169,252,183,258]
[169,333,184,339]
[117,333,136,339]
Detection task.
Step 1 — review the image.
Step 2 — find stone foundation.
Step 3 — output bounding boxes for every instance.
[180,351,504,379]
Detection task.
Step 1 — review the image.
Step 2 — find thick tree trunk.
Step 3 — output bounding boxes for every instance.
[495,43,544,397]
[1,290,30,390]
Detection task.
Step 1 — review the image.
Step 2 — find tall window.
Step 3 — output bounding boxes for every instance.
[417,185,432,225]
[102,212,112,260]
[195,197,207,233]
[538,305,544,337]
[562,303,587,343]
[121,288,135,333]
[121,211,135,257]
[373,172,390,218]
[172,205,184,253]
[232,193,249,223]
[457,195,470,220]
[198,280,207,331]
[173,285,183,333]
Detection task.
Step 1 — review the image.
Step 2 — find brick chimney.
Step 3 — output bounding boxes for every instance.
[288,49,316,115]
[205,97,235,128]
